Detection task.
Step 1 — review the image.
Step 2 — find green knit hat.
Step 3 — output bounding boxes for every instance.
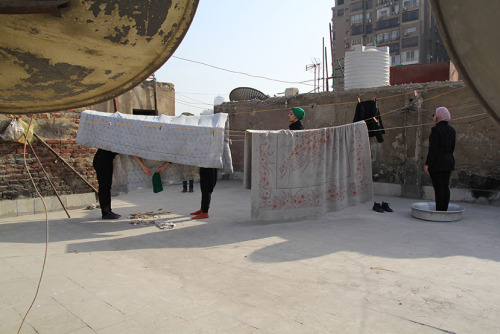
[291,107,305,120]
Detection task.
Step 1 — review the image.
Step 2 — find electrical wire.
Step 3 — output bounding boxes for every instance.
[172,55,315,86]
[17,115,49,334]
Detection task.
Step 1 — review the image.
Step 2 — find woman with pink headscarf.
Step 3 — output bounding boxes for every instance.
[424,107,456,211]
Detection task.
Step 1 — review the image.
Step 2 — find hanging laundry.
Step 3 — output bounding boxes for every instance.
[353,99,385,143]
[76,110,233,172]
[245,122,373,220]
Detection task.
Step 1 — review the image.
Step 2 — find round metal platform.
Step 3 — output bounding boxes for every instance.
[411,202,465,222]
[0,0,199,114]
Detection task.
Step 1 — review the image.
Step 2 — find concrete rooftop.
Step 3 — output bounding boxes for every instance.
[1,179,499,334]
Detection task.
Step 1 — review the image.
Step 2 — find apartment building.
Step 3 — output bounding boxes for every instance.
[331,0,449,84]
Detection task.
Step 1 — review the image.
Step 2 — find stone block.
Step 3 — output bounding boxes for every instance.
[16,198,35,216]
[0,201,17,218]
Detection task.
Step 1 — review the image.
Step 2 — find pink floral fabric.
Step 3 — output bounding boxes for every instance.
[248,122,373,220]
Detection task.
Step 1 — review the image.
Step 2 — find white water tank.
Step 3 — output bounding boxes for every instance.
[344,45,390,90]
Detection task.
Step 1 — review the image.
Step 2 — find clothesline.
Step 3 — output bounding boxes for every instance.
[17,84,479,138]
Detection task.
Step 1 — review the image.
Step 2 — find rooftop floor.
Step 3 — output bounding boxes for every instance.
[1,179,499,334]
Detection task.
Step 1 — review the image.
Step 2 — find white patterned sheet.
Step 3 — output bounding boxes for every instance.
[246,122,373,220]
[76,110,232,172]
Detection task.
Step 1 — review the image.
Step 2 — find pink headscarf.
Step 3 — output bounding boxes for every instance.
[435,107,451,122]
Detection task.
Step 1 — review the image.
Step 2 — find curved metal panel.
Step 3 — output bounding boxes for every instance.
[0,0,199,114]
[229,87,269,102]
[430,0,500,125]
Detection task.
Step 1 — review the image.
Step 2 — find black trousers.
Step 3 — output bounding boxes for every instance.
[429,170,452,211]
[200,167,218,213]
[93,157,114,215]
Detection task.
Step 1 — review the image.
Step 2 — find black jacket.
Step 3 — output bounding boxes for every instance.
[353,100,385,143]
[289,120,304,130]
[425,121,456,172]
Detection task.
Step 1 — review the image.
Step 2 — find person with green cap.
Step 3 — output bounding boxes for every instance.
[289,107,305,130]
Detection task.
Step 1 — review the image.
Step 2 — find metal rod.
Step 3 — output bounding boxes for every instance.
[33,133,98,195]
[322,37,325,92]
[325,46,329,92]
[26,139,71,218]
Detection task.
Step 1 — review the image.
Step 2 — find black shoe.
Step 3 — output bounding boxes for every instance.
[372,202,384,213]
[102,212,121,219]
[381,201,393,212]
[189,187,193,192]
[182,187,187,193]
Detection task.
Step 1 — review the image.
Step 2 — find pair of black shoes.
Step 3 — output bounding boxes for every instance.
[102,211,121,219]
[373,202,393,213]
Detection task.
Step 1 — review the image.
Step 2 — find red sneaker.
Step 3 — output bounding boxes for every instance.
[192,212,209,219]
[190,209,203,215]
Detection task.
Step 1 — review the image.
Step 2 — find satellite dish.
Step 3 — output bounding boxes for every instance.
[229,87,269,102]
[0,0,199,114]
[430,0,500,125]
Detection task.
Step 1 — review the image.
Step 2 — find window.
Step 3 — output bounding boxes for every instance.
[402,0,419,9]
[352,37,363,46]
[365,0,373,10]
[376,18,399,30]
[337,0,344,5]
[366,24,373,34]
[351,13,363,25]
[402,50,419,64]
[402,36,418,48]
[402,9,419,22]
[377,7,390,20]
[337,8,344,16]
[351,1,363,11]
[391,54,401,66]
[352,25,364,36]
[404,26,417,35]
[392,5,399,15]
[391,30,399,40]
[389,43,399,53]
[377,32,390,43]
[376,0,386,6]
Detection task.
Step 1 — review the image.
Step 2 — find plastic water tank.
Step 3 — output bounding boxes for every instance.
[344,45,390,90]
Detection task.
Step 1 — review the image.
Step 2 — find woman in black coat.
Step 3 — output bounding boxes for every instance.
[424,107,456,211]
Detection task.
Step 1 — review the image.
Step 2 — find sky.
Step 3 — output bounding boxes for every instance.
[154,0,334,115]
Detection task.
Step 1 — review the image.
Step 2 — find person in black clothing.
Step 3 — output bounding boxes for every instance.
[93,149,121,219]
[288,107,305,130]
[190,167,217,219]
[425,107,456,211]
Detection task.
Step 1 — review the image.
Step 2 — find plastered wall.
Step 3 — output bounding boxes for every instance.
[217,81,500,203]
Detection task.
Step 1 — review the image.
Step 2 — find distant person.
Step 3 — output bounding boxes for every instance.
[288,107,305,130]
[93,149,120,219]
[424,107,456,211]
[182,179,194,193]
[190,167,217,219]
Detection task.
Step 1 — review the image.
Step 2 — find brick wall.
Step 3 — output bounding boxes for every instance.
[0,109,98,200]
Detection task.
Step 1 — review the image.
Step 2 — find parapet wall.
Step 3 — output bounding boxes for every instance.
[216,81,500,204]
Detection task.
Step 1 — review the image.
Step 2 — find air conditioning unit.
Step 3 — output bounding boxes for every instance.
[368,18,372,22]
[403,7,407,10]
[404,32,409,36]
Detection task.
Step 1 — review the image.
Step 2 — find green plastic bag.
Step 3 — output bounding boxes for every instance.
[152,172,163,193]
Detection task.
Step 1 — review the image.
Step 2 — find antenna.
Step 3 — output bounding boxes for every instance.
[306,58,321,93]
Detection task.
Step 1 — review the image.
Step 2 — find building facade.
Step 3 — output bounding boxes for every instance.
[331,0,449,87]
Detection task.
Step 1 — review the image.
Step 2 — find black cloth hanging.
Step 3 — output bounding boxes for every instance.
[353,100,385,143]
